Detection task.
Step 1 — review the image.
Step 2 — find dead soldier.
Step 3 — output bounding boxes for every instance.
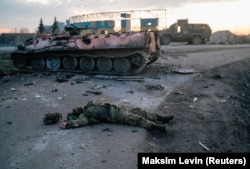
[60,101,173,132]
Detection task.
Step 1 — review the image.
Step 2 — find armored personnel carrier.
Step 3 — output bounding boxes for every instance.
[11,31,161,75]
[159,19,212,45]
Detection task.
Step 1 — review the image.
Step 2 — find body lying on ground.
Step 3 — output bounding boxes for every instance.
[59,101,174,132]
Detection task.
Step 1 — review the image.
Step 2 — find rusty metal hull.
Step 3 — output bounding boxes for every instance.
[11,31,160,75]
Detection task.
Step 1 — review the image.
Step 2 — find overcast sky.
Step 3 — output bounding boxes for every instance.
[0,0,249,34]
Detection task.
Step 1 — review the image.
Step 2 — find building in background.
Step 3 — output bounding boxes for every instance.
[0,33,35,47]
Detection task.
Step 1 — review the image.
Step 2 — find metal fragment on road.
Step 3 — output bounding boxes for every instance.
[92,85,104,90]
[122,99,130,103]
[80,144,87,151]
[24,82,34,86]
[34,94,42,98]
[146,84,164,91]
[198,141,210,151]
[86,90,103,95]
[173,69,197,74]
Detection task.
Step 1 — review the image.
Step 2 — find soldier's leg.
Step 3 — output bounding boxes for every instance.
[119,111,166,132]
[156,114,174,123]
[130,108,157,122]
[130,108,174,123]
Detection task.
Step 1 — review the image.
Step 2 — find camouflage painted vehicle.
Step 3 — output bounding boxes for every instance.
[159,19,212,45]
[11,31,161,75]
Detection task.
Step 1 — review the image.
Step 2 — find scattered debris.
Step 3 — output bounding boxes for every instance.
[51,89,58,92]
[102,128,113,132]
[198,141,210,151]
[146,84,164,91]
[173,69,197,74]
[131,130,139,133]
[193,97,198,102]
[94,75,115,80]
[58,94,67,100]
[24,82,34,86]
[75,78,89,83]
[174,91,184,95]
[122,99,130,103]
[56,72,75,82]
[220,99,227,103]
[115,77,145,82]
[91,85,111,90]
[80,144,87,151]
[56,72,68,82]
[91,85,103,90]
[127,90,134,94]
[94,75,145,81]
[211,74,222,79]
[34,94,42,98]
[6,121,13,125]
[86,90,103,95]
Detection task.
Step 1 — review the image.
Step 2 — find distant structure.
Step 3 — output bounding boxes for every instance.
[209,30,237,44]
[37,21,65,36]
[66,9,167,36]
[0,33,35,47]
[66,9,211,45]
[0,19,65,46]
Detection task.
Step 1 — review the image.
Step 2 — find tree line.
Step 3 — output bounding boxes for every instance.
[38,17,59,35]
[9,17,59,34]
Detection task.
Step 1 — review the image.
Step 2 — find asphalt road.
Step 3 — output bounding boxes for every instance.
[0,44,250,169]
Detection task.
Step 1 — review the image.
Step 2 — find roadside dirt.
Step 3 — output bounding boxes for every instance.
[147,58,250,152]
[0,45,250,169]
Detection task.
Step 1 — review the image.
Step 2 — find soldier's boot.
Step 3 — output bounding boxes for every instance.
[151,123,167,132]
[157,115,174,123]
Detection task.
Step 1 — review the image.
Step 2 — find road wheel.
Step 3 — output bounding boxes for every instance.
[63,56,77,70]
[114,58,131,73]
[132,53,144,66]
[80,57,94,71]
[97,58,112,72]
[31,58,45,70]
[160,34,171,45]
[46,56,61,70]
[13,58,27,68]
[192,36,202,44]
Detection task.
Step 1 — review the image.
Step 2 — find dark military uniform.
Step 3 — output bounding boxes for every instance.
[65,102,173,132]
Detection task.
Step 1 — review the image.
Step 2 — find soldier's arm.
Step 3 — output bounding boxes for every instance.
[61,113,89,129]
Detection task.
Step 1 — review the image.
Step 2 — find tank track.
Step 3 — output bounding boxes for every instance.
[12,50,149,76]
